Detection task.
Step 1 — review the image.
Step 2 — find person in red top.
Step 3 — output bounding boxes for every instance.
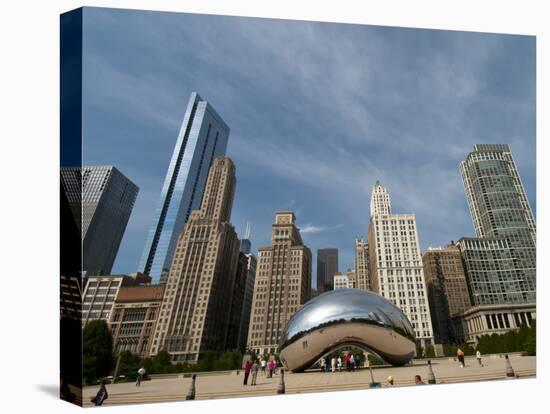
[345,353,351,372]
[243,360,253,385]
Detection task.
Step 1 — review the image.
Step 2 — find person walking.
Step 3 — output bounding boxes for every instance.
[331,357,336,373]
[268,359,275,378]
[414,375,425,385]
[457,348,465,368]
[260,358,266,376]
[243,360,253,385]
[251,360,259,386]
[136,367,146,387]
[337,356,342,372]
[91,381,109,406]
[350,354,356,371]
[476,350,483,367]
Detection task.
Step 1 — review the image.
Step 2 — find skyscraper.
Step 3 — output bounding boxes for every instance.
[422,244,471,344]
[139,92,230,283]
[247,212,312,356]
[459,144,536,304]
[150,156,240,363]
[61,166,139,276]
[367,181,434,347]
[354,238,370,291]
[317,248,338,293]
[237,226,258,352]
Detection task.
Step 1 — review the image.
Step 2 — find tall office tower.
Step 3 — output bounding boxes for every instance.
[61,166,139,276]
[139,92,230,283]
[367,181,434,346]
[240,222,252,254]
[247,212,312,356]
[150,156,240,363]
[317,248,338,293]
[226,253,249,351]
[422,244,471,344]
[355,238,370,290]
[460,144,536,304]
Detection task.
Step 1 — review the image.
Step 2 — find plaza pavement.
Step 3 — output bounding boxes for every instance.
[82,354,536,407]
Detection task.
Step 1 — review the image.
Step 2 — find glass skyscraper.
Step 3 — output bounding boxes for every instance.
[460,144,536,304]
[138,92,229,283]
[61,166,139,276]
[317,248,339,293]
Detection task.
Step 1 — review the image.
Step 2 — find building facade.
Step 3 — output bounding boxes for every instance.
[61,166,139,276]
[316,248,338,293]
[354,238,370,290]
[333,269,357,289]
[239,248,257,352]
[81,273,150,325]
[247,212,312,356]
[150,156,240,363]
[422,244,471,344]
[109,285,165,357]
[459,144,536,305]
[367,182,434,346]
[138,92,230,283]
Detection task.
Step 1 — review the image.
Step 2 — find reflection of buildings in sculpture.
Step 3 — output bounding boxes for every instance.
[81,273,151,326]
[333,269,356,289]
[247,212,312,356]
[422,244,471,344]
[138,92,230,284]
[367,181,434,347]
[354,238,370,290]
[454,145,536,344]
[150,156,240,363]
[317,248,338,293]
[61,166,139,276]
[279,289,416,372]
[238,243,257,351]
[109,285,165,357]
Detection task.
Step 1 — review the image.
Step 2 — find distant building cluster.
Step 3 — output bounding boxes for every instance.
[62,91,536,363]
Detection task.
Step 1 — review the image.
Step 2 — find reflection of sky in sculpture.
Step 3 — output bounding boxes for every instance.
[281,289,415,345]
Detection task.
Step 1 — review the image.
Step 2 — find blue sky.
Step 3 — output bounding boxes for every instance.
[81,7,536,287]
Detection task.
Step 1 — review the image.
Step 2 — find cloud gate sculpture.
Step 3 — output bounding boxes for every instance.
[279,289,416,372]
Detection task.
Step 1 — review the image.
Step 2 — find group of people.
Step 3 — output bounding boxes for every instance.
[456,348,484,368]
[243,358,280,386]
[319,353,359,373]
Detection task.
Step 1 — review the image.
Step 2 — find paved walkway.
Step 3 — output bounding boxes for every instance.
[83,354,535,406]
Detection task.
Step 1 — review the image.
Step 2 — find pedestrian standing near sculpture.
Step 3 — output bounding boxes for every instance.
[331,357,336,372]
[243,360,252,385]
[320,357,327,372]
[476,350,483,367]
[457,348,465,368]
[345,353,351,371]
[350,354,356,371]
[136,367,146,386]
[91,381,109,406]
[251,360,259,386]
[260,358,266,376]
[268,359,275,378]
[337,356,342,372]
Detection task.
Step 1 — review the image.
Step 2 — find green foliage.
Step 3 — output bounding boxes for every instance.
[415,343,423,358]
[213,351,242,371]
[83,320,114,384]
[476,322,536,356]
[367,353,385,366]
[424,344,435,358]
[442,343,475,357]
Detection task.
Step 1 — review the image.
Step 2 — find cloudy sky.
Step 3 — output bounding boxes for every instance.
[81,7,536,286]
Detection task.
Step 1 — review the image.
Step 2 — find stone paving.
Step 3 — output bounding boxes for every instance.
[83,354,536,406]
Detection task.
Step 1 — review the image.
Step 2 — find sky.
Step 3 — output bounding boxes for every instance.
[81,7,536,287]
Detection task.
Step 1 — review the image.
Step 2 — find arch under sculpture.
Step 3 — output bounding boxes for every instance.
[278,289,416,372]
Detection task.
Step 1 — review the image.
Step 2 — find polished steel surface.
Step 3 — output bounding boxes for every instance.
[279,289,416,371]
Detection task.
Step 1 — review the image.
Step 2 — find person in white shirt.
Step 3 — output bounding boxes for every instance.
[331,357,336,372]
[337,357,342,372]
[260,359,266,376]
[476,350,483,367]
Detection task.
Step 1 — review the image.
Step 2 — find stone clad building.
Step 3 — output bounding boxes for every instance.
[247,212,312,356]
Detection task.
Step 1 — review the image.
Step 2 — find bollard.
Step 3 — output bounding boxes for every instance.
[427,360,436,384]
[277,369,286,394]
[505,354,515,378]
[186,374,196,400]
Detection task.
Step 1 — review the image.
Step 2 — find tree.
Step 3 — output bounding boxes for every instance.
[424,344,435,358]
[83,320,114,384]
